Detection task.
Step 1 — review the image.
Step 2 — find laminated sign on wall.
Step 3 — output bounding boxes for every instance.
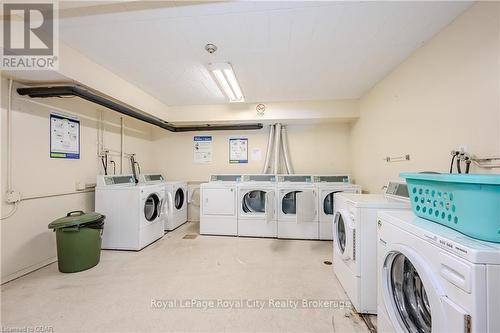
[194,136,213,164]
[50,113,80,159]
[229,137,248,164]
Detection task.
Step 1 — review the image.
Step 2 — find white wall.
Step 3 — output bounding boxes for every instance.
[0,77,155,283]
[351,2,500,193]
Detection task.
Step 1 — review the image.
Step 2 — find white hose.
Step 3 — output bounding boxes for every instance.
[262,124,275,174]
[273,123,282,174]
[281,125,294,174]
[0,202,18,220]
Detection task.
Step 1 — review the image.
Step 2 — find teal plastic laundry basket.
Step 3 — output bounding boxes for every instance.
[400,173,500,243]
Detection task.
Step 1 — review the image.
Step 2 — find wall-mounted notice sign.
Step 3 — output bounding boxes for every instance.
[50,113,80,159]
[229,137,248,164]
[194,136,213,164]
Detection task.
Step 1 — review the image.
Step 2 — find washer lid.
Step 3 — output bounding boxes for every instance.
[379,210,500,265]
[338,193,410,208]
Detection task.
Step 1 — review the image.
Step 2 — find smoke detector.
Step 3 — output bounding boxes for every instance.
[205,44,217,54]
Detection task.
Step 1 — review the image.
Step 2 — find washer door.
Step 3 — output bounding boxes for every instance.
[333,209,353,260]
[382,247,447,333]
[174,187,185,210]
[144,193,161,222]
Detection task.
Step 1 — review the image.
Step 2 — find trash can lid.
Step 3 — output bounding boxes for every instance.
[48,211,105,229]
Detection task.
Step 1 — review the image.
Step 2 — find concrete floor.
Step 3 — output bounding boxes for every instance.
[1,222,371,332]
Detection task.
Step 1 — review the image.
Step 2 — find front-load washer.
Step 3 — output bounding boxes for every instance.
[164,181,188,230]
[333,181,410,314]
[377,210,500,333]
[95,175,165,250]
[277,175,318,240]
[139,174,188,231]
[313,175,361,240]
[200,175,243,236]
[237,174,277,238]
[138,173,167,229]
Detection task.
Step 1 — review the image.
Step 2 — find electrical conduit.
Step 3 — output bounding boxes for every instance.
[262,124,275,174]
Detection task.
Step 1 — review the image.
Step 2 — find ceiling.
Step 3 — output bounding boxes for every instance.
[58,1,471,106]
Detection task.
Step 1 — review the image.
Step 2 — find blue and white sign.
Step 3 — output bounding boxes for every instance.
[50,113,80,159]
[193,136,212,164]
[229,137,248,164]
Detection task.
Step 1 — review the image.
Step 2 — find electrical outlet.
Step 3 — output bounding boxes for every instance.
[6,191,21,203]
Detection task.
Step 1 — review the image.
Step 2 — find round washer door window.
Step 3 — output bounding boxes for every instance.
[175,188,184,210]
[389,252,432,333]
[334,212,346,253]
[144,193,161,222]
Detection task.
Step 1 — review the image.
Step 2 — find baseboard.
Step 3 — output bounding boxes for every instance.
[1,257,57,285]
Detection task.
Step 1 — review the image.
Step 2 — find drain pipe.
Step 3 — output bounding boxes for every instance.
[281,125,293,174]
[262,124,275,174]
[273,123,282,174]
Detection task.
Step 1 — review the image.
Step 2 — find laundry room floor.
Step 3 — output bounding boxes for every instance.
[1,223,371,333]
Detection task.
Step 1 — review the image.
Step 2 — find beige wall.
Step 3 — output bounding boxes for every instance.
[152,122,353,222]
[351,2,500,194]
[0,78,155,283]
[152,122,353,182]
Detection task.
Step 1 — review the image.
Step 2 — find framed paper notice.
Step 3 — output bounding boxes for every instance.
[229,137,248,164]
[194,136,213,164]
[50,113,80,159]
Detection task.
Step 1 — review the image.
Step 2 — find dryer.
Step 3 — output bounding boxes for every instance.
[313,175,361,240]
[333,181,410,314]
[95,175,165,250]
[377,210,500,333]
[277,175,318,240]
[237,174,277,238]
[200,175,243,236]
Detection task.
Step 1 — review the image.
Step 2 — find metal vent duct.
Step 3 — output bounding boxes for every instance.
[16,85,263,132]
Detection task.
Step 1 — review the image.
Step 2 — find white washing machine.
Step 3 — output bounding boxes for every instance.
[313,175,362,240]
[139,174,188,231]
[164,181,188,231]
[95,175,165,250]
[277,175,318,240]
[200,175,243,236]
[377,210,500,333]
[333,181,410,314]
[237,174,277,238]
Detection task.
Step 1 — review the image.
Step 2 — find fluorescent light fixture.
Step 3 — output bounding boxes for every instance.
[208,63,244,102]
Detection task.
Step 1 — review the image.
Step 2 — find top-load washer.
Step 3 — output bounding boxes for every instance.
[313,175,361,240]
[237,174,278,238]
[200,175,243,236]
[277,175,318,240]
[377,210,500,333]
[333,181,410,314]
[95,175,165,250]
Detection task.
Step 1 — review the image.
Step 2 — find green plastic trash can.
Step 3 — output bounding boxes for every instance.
[48,211,105,273]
